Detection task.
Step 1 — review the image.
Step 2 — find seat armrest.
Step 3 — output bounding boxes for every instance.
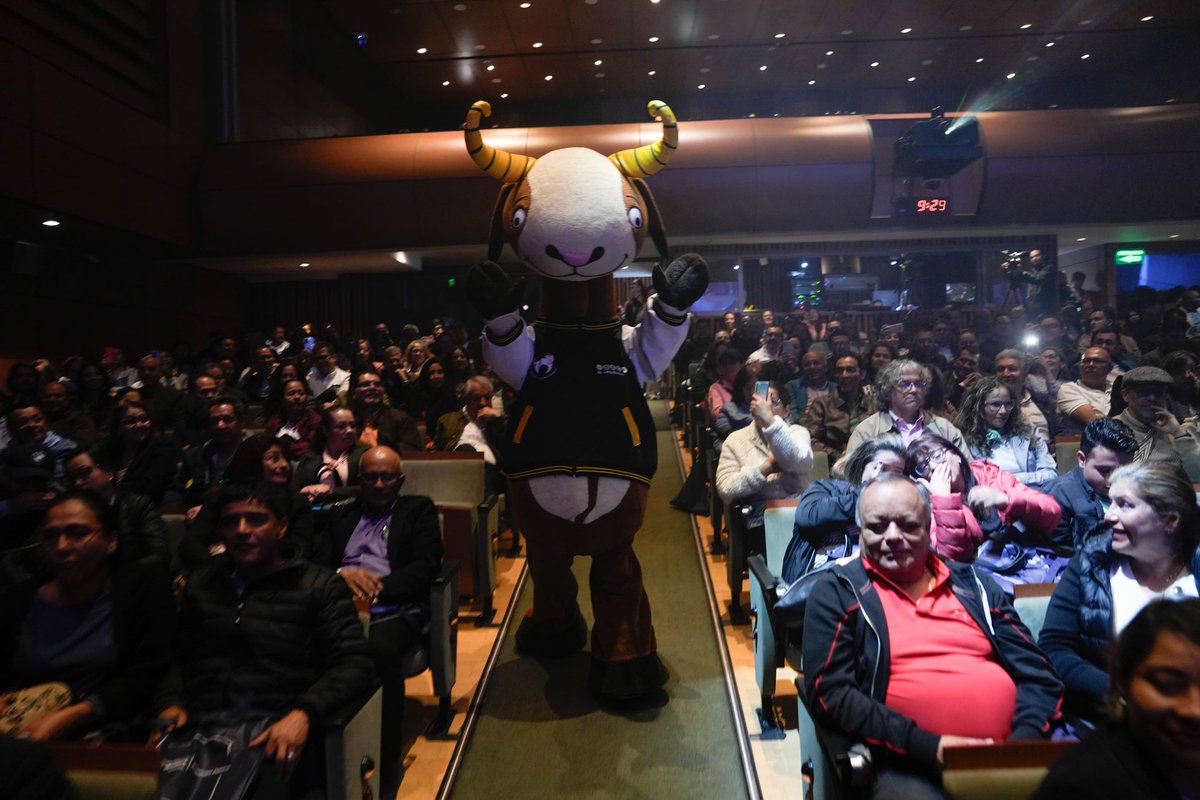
[322,678,385,729]
[477,493,498,514]
[429,561,460,697]
[747,554,780,611]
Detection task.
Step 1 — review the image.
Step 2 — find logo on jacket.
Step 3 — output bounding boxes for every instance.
[530,353,557,379]
[595,363,629,377]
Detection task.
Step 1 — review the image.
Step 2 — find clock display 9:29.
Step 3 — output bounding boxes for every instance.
[915,198,948,213]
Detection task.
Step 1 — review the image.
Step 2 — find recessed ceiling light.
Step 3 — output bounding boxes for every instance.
[1007,72,1016,79]
[840,29,853,35]
[594,73,604,78]
[594,59,602,65]
[700,66,710,73]
[648,36,659,42]
[1169,234,1179,238]
[759,65,767,71]
[1081,53,1090,59]
[825,50,834,56]
[907,76,916,82]
[1076,237,1087,242]
[1141,15,1153,22]
[1079,19,1092,25]
[299,262,310,268]
[647,70,655,75]
[808,79,816,85]
[697,83,706,89]
[650,0,660,4]
[590,38,602,44]
[442,80,451,86]
[453,3,466,10]
[921,59,933,65]
[417,47,427,54]
[960,25,973,31]
[475,44,486,50]
[775,33,786,39]
[42,217,60,227]
[1026,55,1039,61]
[1166,97,1177,103]
[544,74,553,80]
[500,92,508,98]
[532,41,542,48]
[520,2,531,7]
[870,61,879,67]
[708,34,720,40]
[1046,41,1055,47]
[1049,103,1058,108]
[487,64,495,71]
[1020,23,1032,29]
[901,27,912,34]
[976,57,985,63]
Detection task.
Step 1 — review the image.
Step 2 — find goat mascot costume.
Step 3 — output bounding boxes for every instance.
[463,100,708,702]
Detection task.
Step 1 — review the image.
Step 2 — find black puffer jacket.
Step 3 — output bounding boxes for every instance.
[158,557,374,724]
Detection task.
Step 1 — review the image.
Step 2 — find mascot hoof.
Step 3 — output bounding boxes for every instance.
[588,653,669,705]
[514,612,588,658]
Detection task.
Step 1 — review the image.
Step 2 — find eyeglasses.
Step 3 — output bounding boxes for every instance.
[896,379,928,391]
[984,400,1015,410]
[916,447,950,476]
[1080,358,1112,366]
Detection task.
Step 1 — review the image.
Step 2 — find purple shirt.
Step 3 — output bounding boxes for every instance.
[341,507,393,579]
[889,410,926,447]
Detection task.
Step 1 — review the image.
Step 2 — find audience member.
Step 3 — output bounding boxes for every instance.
[993,349,1055,449]
[747,325,785,364]
[237,345,277,405]
[1114,366,1200,481]
[318,447,441,796]
[782,435,906,582]
[799,353,876,459]
[264,378,322,460]
[0,492,172,741]
[1039,461,1199,724]
[912,328,949,372]
[176,372,220,448]
[153,483,375,798]
[133,355,183,430]
[1080,305,1140,360]
[803,475,1062,798]
[1043,418,1137,552]
[865,341,894,382]
[40,382,97,451]
[347,371,422,453]
[266,325,291,358]
[844,359,969,458]
[1056,347,1114,435]
[63,450,167,570]
[165,397,247,517]
[434,375,506,497]
[305,341,350,406]
[92,401,180,506]
[1160,350,1200,421]
[713,362,763,451]
[1090,328,1135,374]
[705,348,744,424]
[785,351,835,419]
[955,377,1056,487]
[411,359,459,427]
[100,349,137,390]
[294,406,367,503]
[401,339,432,383]
[1032,598,1200,800]
[931,319,956,363]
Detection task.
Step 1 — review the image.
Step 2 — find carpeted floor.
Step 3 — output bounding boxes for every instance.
[446,401,748,799]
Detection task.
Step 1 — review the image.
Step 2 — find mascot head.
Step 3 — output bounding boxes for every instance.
[465,100,677,281]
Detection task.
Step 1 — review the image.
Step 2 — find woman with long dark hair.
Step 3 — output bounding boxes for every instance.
[955,376,1056,486]
[93,400,181,505]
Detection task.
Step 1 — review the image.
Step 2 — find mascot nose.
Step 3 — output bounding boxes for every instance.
[546,245,605,267]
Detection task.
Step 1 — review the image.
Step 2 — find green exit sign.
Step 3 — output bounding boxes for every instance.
[1114,249,1146,265]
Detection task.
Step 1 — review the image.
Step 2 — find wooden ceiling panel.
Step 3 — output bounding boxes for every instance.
[564,0,634,51]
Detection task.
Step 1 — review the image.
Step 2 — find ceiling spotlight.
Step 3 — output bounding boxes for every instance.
[492,77,502,83]
[651,0,661,4]
[976,57,984,63]
[532,41,542,47]
[1080,53,1090,59]
[520,2,531,7]
[648,36,659,42]
[1141,15,1153,21]
[907,76,916,82]
[1076,237,1087,242]
[825,50,834,56]
[697,83,706,89]
[417,47,427,54]
[1007,72,1016,79]
[775,33,786,38]
[808,79,816,85]
[544,74,553,80]
[41,216,60,227]
[759,65,767,71]
[590,38,602,44]
[594,59,602,65]
[921,59,933,65]
[901,27,912,33]
[1169,234,1179,238]
[1079,18,1092,25]
[870,61,880,67]
[1046,41,1055,47]
[442,80,450,86]
[594,73,604,78]
[708,34,720,40]
[959,25,973,31]
[1020,23,1032,29]
[647,69,656,75]
[840,29,853,35]
[500,92,509,98]
[487,64,495,70]
[299,262,310,268]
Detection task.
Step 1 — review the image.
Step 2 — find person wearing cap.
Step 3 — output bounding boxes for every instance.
[1116,366,1200,482]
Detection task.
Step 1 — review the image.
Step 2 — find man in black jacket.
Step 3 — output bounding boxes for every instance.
[803,475,1062,797]
[154,484,374,797]
[64,449,168,570]
[1042,418,1136,552]
[319,446,442,796]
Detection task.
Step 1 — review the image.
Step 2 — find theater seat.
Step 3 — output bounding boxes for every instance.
[1054,435,1081,475]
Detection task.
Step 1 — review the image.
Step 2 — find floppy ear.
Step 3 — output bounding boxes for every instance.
[631,178,669,260]
[487,183,517,262]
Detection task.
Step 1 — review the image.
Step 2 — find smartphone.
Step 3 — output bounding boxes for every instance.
[754,380,770,397]
[303,336,316,352]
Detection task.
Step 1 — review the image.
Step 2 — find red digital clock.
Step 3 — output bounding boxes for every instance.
[915,198,948,213]
[894,196,951,217]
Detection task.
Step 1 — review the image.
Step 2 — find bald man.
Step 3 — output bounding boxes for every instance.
[320,446,441,796]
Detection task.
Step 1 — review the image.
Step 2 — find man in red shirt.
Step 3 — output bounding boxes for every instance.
[803,475,1062,797]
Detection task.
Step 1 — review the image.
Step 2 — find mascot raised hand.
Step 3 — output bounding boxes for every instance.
[464,99,708,702]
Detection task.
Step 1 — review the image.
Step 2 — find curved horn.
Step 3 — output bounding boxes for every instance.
[465,100,536,183]
[609,100,677,179]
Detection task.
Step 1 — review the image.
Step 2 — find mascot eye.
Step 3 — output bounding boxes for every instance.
[511,208,527,229]
[628,206,644,229]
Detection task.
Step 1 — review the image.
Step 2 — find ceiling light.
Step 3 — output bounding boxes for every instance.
[520,2,531,7]
[544,74,553,80]
[487,64,495,70]
[1169,234,1179,238]
[708,34,720,40]
[475,45,486,50]
[921,59,933,65]
[901,27,912,33]
[650,0,660,4]
[1081,53,1090,59]
[532,41,542,48]
[41,216,60,227]
[1007,72,1016,79]
[1079,18,1092,25]
[976,57,984,63]
[817,63,827,69]
[759,65,767,71]
[1027,55,1039,61]
[648,36,659,42]
[442,80,450,86]
[1046,41,1055,47]
[1141,15,1153,22]
[870,61,879,67]
[808,80,816,85]
[697,83,706,89]
[590,38,602,44]
[733,263,740,270]
[959,25,973,31]
[700,67,710,73]
[774,33,785,39]
[825,50,834,56]
[594,73,604,78]
[453,3,466,10]
[647,69,656,75]
[500,92,508,98]
[907,76,916,82]
[299,262,310,268]
[594,59,602,65]
[840,29,853,35]
[417,47,427,54]
[1020,23,1032,29]
[1076,237,1087,242]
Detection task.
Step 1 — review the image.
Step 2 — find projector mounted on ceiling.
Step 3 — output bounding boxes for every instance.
[893,107,982,179]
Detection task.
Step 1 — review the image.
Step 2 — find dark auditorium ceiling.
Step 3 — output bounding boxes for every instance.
[261,0,1200,135]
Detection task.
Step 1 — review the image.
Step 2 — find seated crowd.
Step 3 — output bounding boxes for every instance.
[0,320,507,798]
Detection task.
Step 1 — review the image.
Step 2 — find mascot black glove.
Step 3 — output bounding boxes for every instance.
[653,253,709,311]
[466,261,526,320]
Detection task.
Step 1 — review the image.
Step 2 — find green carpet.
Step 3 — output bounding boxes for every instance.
[447,402,749,799]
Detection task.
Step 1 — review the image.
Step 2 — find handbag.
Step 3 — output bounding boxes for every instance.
[159,715,273,800]
[775,535,857,630]
[0,682,74,734]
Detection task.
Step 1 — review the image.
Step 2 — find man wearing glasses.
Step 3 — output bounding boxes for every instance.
[347,370,422,453]
[1114,367,1200,481]
[321,446,442,796]
[844,360,969,460]
[1056,347,1114,436]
